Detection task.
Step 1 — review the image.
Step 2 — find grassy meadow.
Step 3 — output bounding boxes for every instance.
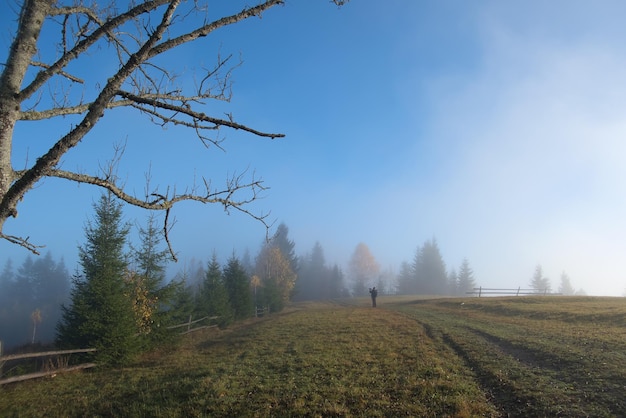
[2,296,626,417]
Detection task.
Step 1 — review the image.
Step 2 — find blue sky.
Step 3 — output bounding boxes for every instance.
[2,0,626,295]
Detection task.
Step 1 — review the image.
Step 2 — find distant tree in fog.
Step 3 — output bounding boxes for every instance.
[529,265,551,294]
[240,248,255,276]
[0,254,69,349]
[376,266,395,296]
[558,272,575,296]
[349,243,380,297]
[294,242,328,301]
[457,258,476,296]
[329,264,347,298]
[413,238,447,295]
[447,268,458,295]
[396,261,414,294]
[197,253,232,327]
[255,246,296,312]
[271,223,299,273]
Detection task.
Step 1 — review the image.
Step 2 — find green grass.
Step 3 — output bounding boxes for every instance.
[389,296,626,417]
[2,296,625,417]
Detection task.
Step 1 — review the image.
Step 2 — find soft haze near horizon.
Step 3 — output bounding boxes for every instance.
[1,1,626,295]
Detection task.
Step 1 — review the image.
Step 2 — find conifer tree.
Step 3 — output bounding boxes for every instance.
[329,264,346,298]
[447,268,458,296]
[413,238,447,295]
[223,255,253,319]
[132,214,179,346]
[457,258,476,295]
[396,261,415,295]
[271,223,299,273]
[56,192,138,366]
[529,265,551,294]
[558,271,575,296]
[197,253,233,327]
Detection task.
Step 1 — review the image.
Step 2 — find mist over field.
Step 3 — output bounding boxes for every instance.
[2,0,626,341]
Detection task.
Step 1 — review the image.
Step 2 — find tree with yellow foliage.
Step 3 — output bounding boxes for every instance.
[256,246,296,312]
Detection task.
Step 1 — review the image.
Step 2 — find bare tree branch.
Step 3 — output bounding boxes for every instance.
[0,0,348,254]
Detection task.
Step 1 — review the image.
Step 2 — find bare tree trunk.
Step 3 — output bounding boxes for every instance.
[0,0,53,228]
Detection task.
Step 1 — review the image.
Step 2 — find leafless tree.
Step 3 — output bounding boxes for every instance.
[0,0,347,259]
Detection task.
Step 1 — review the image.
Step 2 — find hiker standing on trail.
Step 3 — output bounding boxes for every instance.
[369,287,378,307]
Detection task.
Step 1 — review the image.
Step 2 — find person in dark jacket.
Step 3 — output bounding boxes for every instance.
[369,287,378,307]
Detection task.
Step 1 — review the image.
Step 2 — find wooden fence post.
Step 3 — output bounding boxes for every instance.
[478,286,482,297]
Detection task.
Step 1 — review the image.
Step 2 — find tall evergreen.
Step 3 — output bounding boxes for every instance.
[329,264,346,298]
[447,268,458,296]
[271,223,299,273]
[396,261,414,295]
[132,214,178,346]
[197,253,233,327]
[223,255,253,319]
[457,258,476,295]
[558,272,575,296]
[56,193,138,366]
[413,238,447,295]
[293,242,330,301]
[529,265,551,294]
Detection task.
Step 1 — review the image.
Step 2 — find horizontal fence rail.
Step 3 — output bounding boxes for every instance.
[167,315,219,334]
[467,287,561,297]
[0,347,96,386]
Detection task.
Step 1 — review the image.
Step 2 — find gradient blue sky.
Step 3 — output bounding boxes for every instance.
[2,1,626,295]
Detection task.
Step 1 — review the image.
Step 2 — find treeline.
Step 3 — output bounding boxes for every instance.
[0,253,70,351]
[0,194,304,363]
[344,238,477,297]
[395,238,476,296]
[1,192,585,362]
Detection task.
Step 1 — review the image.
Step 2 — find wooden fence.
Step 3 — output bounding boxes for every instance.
[167,315,220,334]
[467,287,560,297]
[0,347,96,385]
[255,306,269,317]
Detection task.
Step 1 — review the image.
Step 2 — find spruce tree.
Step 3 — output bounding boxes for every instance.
[414,238,447,295]
[223,255,253,319]
[197,253,233,327]
[530,265,551,294]
[132,214,178,346]
[558,272,575,296]
[457,258,476,295]
[56,192,138,366]
[271,223,299,273]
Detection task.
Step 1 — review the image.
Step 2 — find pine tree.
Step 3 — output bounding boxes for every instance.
[329,264,345,299]
[414,238,447,295]
[198,253,233,327]
[457,258,476,295]
[271,223,299,273]
[447,268,458,296]
[558,271,575,296]
[223,255,253,319]
[56,192,138,366]
[529,265,551,294]
[132,214,178,346]
[396,261,414,295]
[293,242,330,301]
